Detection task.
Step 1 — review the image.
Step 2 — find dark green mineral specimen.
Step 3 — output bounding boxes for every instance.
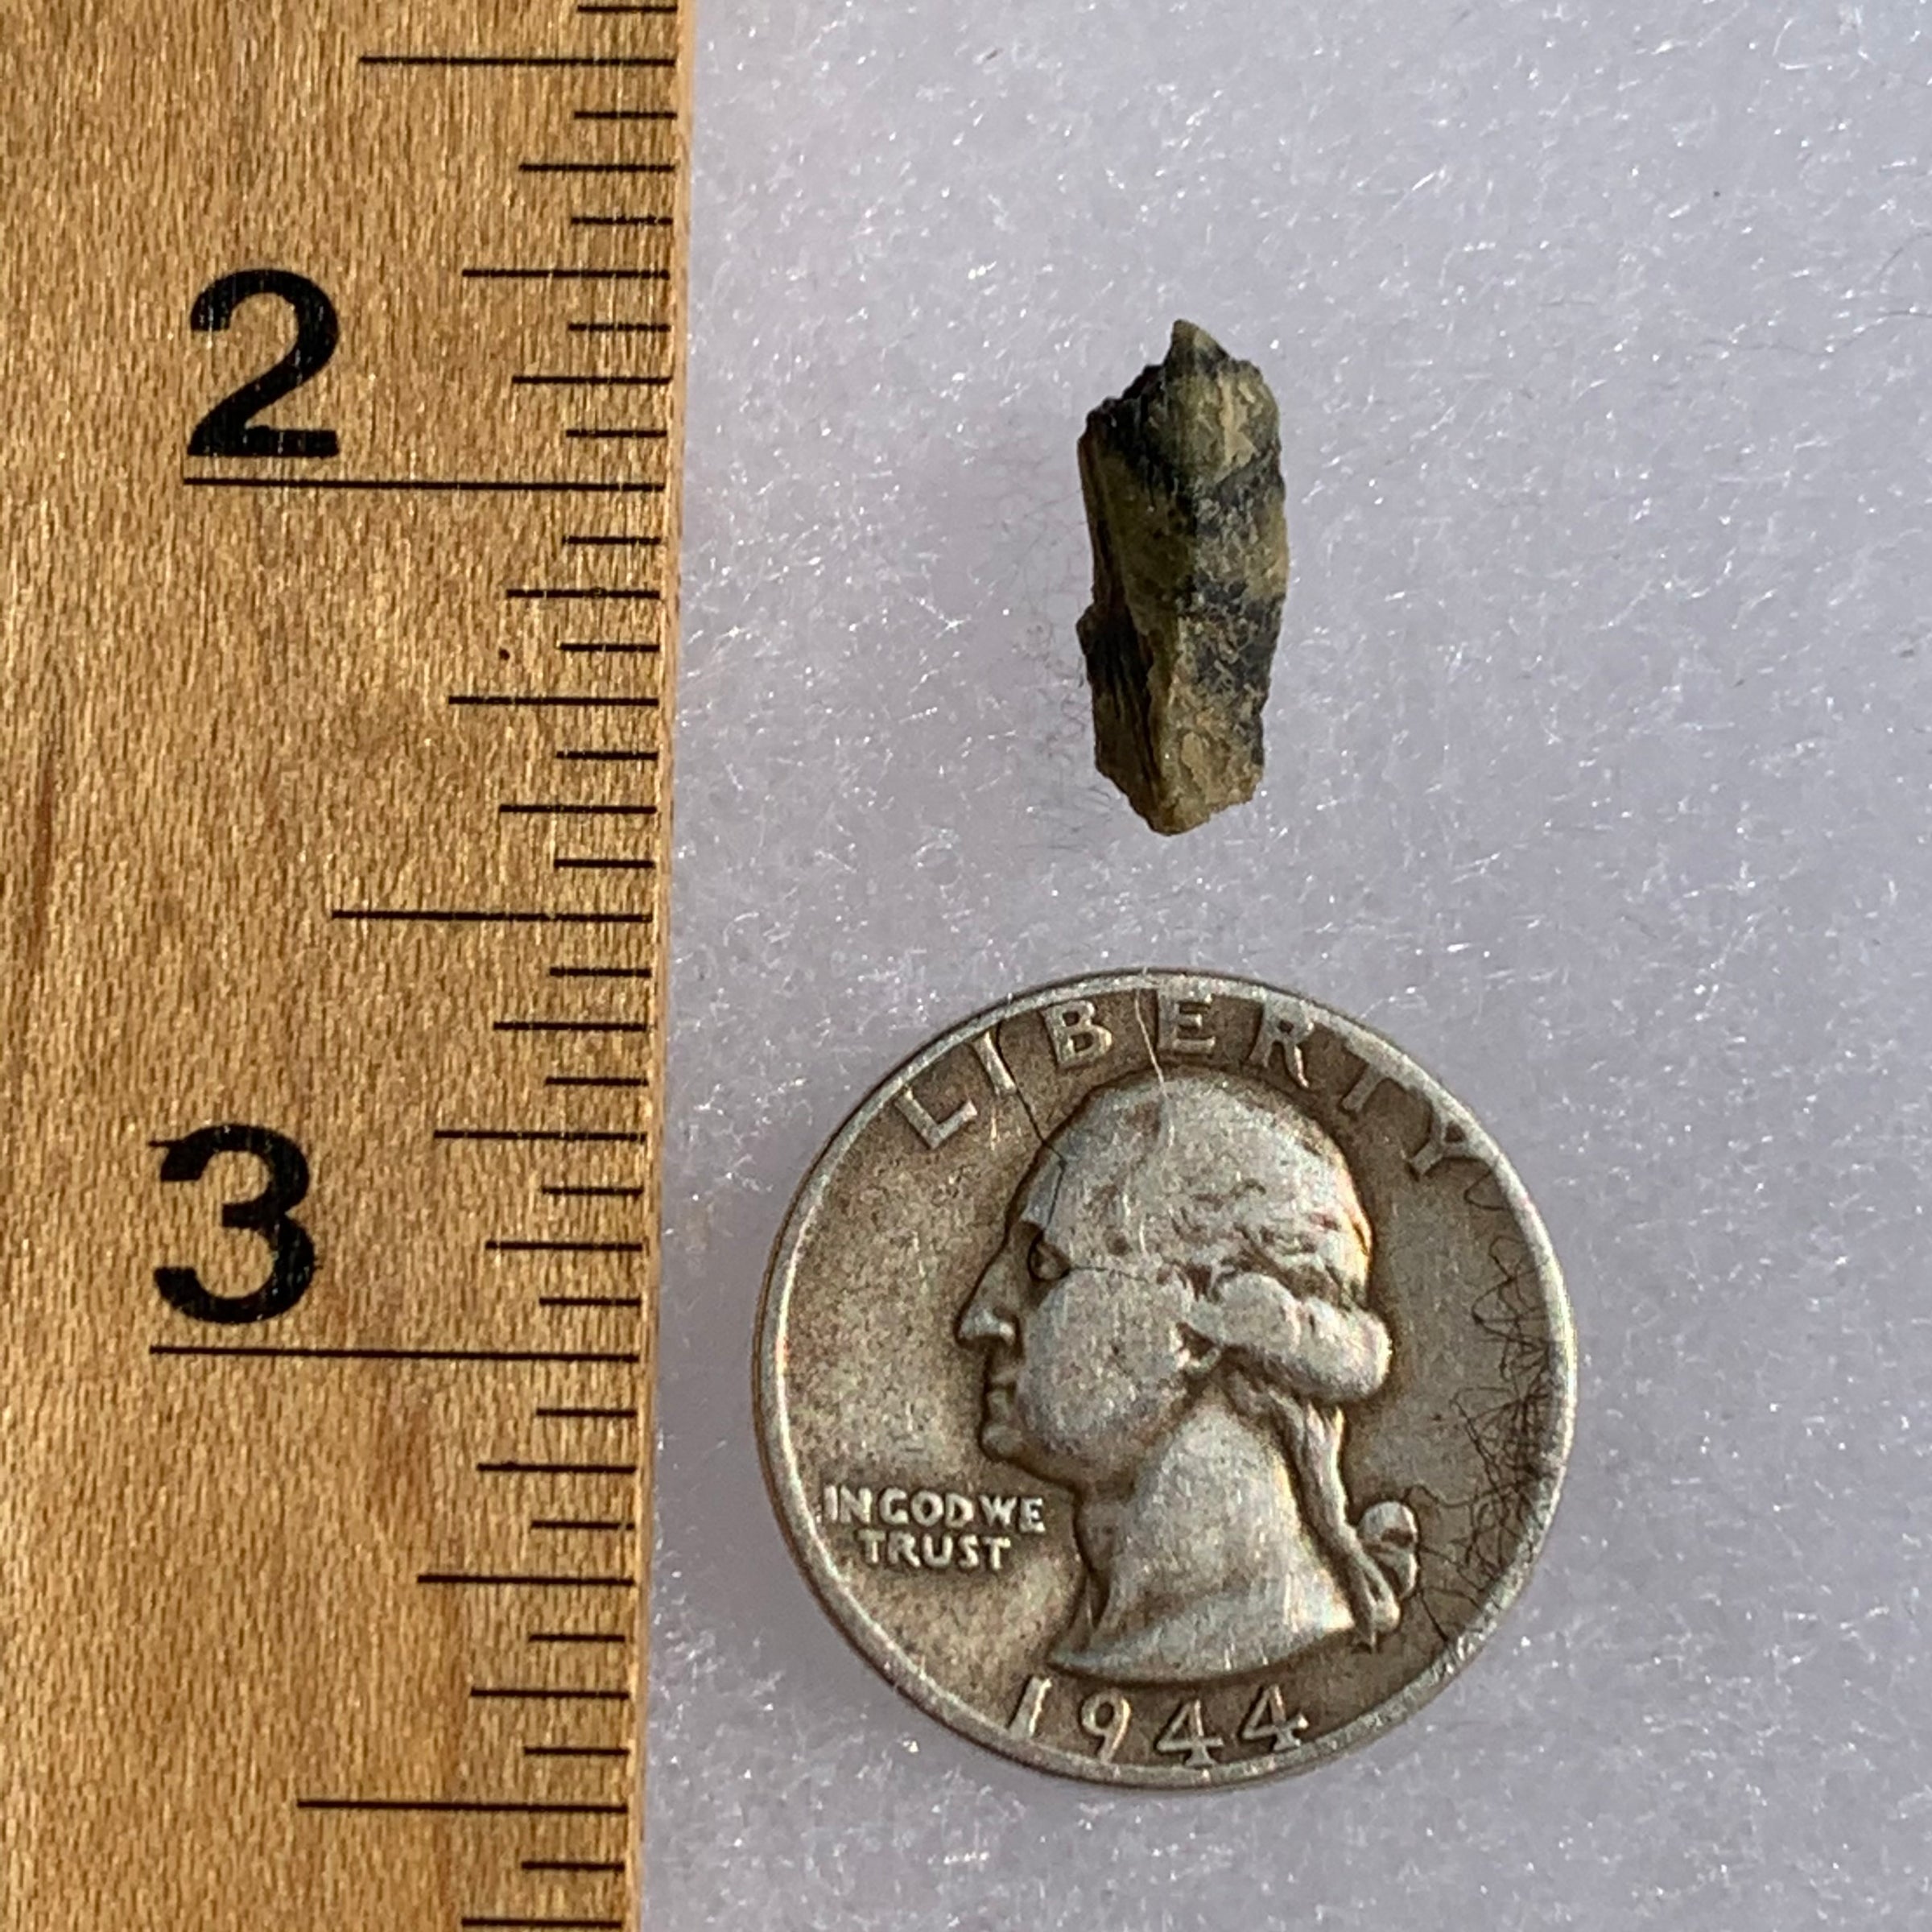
[1076,320,1289,835]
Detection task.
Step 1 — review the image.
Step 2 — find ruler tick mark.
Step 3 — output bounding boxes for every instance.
[517,374,672,388]
[471,1686,632,1702]
[452,694,660,708]
[333,907,646,925]
[298,1796,627,1814]
[506,588,663,601]
[361,53,673,69]
[460,1919,625,1930]
[500,800,657,815]
[418,1572,638,1587]
[492,1021,650,1035]
[478,1461,639,1476]
[185,475,663,494]
[151,1344,638,1364]
[487,1239,646,1253]
[519,162,679,177]
[464,266,671,281]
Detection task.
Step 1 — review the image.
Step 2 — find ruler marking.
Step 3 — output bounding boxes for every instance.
[332,909,648,924]
[529,1519,636,1532]
[417,1573,637,1587]
[487,1240,646,1253]
[436,1129,648,1144]
[506,587,663,601]
[539,1298,646,1311]
[150,1344,638,1364]
[527,1633,630,1646]
[492,1022,650,1036]
[459,1919,624,1930]
[299,1799,626,1815]
[471,1686,631,1702]
[478,1460,638,1475]
[361,54,674,70]
[500,806,657,819]
[183,476,663,493]
[465,267,670,282]
[501,804,658,820]
[535,1405,639,1418]
[450,694,659,708]
[518,163,677,177]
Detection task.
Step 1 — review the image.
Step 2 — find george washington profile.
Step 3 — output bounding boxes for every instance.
[956,1070,1417,1684]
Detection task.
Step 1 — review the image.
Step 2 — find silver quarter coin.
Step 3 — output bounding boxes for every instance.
[756,971,1575,1788]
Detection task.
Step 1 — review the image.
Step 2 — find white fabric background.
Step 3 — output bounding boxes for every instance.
[647,4,1932,1926]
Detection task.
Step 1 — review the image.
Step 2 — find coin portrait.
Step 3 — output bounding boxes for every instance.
[757,972,1575,1787]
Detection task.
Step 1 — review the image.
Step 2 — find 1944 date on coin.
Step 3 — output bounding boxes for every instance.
[756,971,1575,1788]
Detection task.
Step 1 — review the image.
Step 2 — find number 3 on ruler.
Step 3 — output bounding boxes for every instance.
[155,1124,316,1324]
[188,268,341,459]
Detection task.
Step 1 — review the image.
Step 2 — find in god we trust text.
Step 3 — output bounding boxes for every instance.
[823,1481,1051,1572]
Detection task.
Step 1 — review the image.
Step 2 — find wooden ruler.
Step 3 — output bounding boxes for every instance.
[0,3,688,1926]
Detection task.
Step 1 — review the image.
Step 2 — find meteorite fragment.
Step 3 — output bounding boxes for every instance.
[1075,320,1289,835]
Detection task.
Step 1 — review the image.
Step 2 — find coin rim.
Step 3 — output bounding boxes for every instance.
[755,969,1578,1790]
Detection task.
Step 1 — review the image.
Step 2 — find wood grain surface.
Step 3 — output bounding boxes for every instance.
[0,4,689,1926]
